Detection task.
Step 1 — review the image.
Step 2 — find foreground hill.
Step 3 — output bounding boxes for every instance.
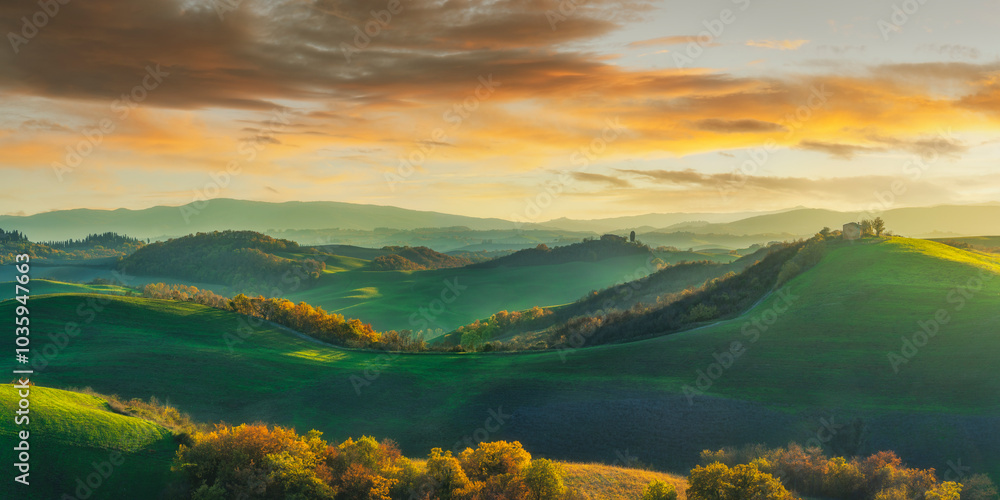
[1,385,689,500]
[0,385,176,500]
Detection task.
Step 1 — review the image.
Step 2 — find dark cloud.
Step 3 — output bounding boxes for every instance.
[18,119,71,132]
[796,141,887,160]
[0,0,659,109]
[798,134,967,160]
[693,118,787,134]
[614,169,959,206]
[571,172,632,188]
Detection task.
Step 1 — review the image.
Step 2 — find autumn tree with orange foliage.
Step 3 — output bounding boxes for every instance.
[173,424,337,499]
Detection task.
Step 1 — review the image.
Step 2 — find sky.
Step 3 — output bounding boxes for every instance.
[2,0,1000,221]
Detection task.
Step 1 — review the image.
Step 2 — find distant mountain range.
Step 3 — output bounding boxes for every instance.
[1,199,998,241]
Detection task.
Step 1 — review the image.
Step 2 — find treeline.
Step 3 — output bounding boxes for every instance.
[0,228,28,243]
[548,239,806,348]
[0,229,145,264]
[470,238,653,269]
[170,421,992,500]
[456,307,553,350]
[119,231,324,291]
[174,427,579,500]
[142,283,437,352]
[446,247,776,351]
[697,443,994,500]
[370,246,473,271]
[44,231,144,250]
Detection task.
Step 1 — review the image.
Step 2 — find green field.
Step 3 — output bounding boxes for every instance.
[0,279,133,301]
[4,238,999,486]
[283,253,659,334]
[0,386,176,500]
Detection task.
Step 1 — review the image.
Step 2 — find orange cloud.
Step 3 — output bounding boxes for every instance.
[746,39,809,50]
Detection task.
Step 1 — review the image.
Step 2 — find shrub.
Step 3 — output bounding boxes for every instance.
[458,441,532,481]
[173,424,336,499]
[641,479,678,500]
[423,448,471,499]
[688,461,793,500]
[523,458,566,500]
[959,474,999,500]
[925,482,963,500]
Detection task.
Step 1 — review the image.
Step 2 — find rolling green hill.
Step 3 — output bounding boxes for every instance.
[285,252,659,334]
[4,238,999,486]
[0,279,133,301]
[0,385,176,500]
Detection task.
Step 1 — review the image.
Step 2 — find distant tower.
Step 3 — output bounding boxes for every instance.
[630,230,636,243]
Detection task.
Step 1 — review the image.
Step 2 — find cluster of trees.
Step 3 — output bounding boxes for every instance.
[0,228,28,243]
[142,283,232,309]
[74,386,206,440]
[547,241,804,348]
[471,238,653,269]
[119,231,324,291]
[775,233,830,286]
[457,307,553,350]
[698,443,995,500]
[0,229,146,264]
[370,246,473,271]
[171,423,993,500]
[174,426,573,500]
[229,293,384,348]
[859,217,887,237]
[44,232,144,250]
[442,246,778,352]
[142,283,449,352]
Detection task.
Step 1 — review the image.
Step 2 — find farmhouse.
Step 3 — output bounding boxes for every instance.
[843,222,861,240]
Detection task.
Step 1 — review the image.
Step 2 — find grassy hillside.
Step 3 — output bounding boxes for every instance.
[0,279,133,301]
[6,239,1000,482]
[559,462,688,500]
[286,253,659,334]
[0,385,176,500]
